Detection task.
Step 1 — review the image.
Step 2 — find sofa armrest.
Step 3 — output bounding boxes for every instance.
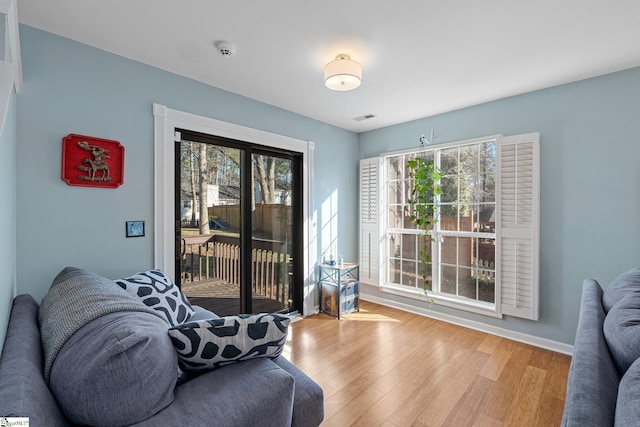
[273,356,324,427]
[132,358,294,427]
[0,294,71,426]
[561,279,619,427]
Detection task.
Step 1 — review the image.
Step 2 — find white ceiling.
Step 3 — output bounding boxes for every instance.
[17,0,640,133]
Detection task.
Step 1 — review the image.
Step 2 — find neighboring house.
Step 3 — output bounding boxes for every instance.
[180,183,241,223]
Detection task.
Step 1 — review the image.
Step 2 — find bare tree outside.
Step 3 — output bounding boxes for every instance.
[253,154,276,203]
[189,142,197,224]
[198,143,209,235]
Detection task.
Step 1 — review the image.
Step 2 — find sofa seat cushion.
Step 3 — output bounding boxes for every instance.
[132,358,295,427]
[602,267,640,312]
[50,310,178,427]
[115,269,195,326]
[615,357,640,426]
[603,291,640,376]
[168,313,290,371]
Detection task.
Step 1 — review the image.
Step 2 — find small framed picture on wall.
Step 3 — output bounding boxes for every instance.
[126,221,145,238]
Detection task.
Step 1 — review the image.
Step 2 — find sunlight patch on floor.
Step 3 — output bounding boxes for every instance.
[340,308,402,323]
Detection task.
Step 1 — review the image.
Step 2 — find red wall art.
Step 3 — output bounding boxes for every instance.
[61,134,124,188]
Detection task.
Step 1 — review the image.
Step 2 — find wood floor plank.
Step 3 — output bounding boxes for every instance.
[472,414,503,427]
[441,375,494,427]
[502,365,547,426]
[386,347,478,426]
[535,393,566,426]
[476,333,503,354]
[323,385,385,427]
[283,301,570,427]
[415,351,491,426]
[480,343,534,422]
[478,342,513,382]
[544,352,571,400]
[351,381,420,427]
[323,370,384,420]
[369,340,439,394]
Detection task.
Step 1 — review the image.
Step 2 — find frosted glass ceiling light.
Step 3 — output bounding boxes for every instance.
[324,54,362,91]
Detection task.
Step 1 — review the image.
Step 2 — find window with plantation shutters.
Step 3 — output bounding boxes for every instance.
[359,158,383,286]
[360,133,540,320]
[497,133,540,320]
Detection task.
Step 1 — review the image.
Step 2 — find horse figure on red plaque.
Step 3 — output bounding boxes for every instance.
[77,140,112,182]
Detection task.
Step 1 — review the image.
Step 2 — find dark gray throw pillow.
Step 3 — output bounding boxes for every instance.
[49,311,177,427]
[168,313,290,371]
[115,269,195,326]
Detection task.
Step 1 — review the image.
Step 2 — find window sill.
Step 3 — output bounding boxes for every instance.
[379,283,502,319]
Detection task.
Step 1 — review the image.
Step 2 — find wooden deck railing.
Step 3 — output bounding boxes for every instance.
[180,235,291,306]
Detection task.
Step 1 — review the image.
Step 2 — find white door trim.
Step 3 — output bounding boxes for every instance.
[152,103,315,315]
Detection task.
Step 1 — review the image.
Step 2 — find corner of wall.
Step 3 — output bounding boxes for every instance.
[0,88,17,354]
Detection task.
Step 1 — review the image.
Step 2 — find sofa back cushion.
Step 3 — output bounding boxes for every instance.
[39,266,165,383]
[603,291,640,376]
[49,310,178,427]
[602,267,640,312]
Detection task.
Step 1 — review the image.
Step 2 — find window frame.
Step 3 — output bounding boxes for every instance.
[381,135,501,317]
[362,132,539,320]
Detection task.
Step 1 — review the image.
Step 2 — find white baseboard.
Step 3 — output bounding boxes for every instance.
[360,293,574,356]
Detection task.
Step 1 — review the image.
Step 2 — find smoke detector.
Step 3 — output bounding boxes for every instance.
[215,41,236,57]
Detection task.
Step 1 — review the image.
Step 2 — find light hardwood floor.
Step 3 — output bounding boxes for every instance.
[283,300,571,427]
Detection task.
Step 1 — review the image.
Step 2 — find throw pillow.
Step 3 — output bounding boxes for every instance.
[50,310,177,427]
[115,269,194,326]
[168,313,290,371]
[603,291,640,376]
[602,267,640,312]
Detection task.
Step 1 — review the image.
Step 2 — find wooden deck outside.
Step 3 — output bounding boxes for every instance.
[182,278,286,316]
[179,233,293,316]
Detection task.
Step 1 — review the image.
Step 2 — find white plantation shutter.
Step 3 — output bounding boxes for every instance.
[497,133,540,320]
[360,157,383,286]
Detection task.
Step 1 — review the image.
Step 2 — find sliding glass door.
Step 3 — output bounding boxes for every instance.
[250,152,300,313]
[175,130,302,316]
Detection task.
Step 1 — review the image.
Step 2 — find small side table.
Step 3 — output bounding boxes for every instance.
[319,263,359,318]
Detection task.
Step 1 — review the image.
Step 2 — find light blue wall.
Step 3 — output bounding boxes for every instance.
[11,24,640,347]
[0,91,17,352]
[16,25,359,303]
[359,67,640,344]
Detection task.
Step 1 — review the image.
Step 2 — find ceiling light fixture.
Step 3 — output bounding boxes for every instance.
[324,54,362,91]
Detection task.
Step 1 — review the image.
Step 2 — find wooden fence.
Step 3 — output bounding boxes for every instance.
[473,258,495,283]
[180,235,291,305]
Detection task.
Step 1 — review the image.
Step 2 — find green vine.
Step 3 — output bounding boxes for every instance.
[406,157,442,305]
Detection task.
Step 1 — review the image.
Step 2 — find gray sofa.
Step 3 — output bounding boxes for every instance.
[562,268,640,426]
[0,268,323,427]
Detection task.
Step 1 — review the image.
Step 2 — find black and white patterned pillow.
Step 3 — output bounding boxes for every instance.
[115,269,194,326]
[168,313,290,371]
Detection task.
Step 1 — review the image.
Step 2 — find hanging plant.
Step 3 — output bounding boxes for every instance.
[406,156,442,304]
